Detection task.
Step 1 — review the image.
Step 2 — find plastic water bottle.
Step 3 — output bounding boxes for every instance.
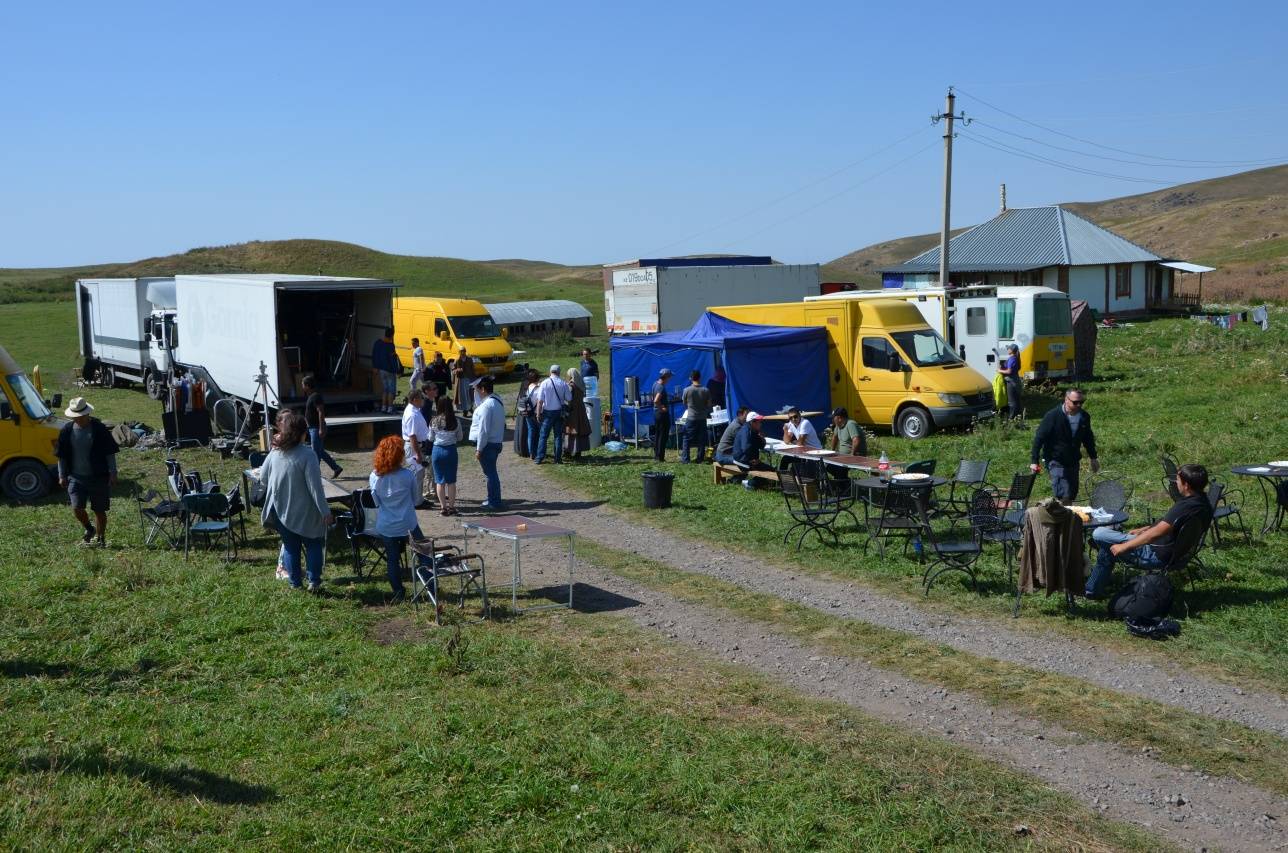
[878,451,890,481]
[913,537,923,558]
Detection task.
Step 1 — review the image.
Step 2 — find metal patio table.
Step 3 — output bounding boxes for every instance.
[1231,464,1288,534]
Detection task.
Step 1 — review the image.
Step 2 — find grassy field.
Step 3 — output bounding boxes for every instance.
[546,310,1288,694]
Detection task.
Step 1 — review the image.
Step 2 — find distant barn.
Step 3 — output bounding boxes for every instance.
[484,300,593,338]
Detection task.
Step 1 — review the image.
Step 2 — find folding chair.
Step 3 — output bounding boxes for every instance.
[224,483,249,546]
[135,485,184,548]
[343,488,387,579]
[779,467,842,551]
[181,492,236,561]
[165,458,189,500]
[408,536,489,624]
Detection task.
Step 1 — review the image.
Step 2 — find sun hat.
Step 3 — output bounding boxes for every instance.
[64,397,94,418]
[746,410,764,421]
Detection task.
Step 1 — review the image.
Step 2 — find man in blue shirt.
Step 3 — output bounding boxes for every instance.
[579,348,599,379]
[997,343,1022,421]
[731,411,769,489]
[371,326,399,414]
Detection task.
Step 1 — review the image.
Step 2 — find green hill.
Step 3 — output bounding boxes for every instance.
[0,239,604,321]
[823,164,1288,301]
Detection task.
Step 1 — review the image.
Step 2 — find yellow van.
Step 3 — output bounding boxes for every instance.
[392,297,515,377]
[0,344,61,500]
[710,299,995,439]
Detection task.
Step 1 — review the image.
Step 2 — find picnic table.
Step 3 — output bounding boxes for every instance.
[1230,463,1288,534]
[772,445,907,474]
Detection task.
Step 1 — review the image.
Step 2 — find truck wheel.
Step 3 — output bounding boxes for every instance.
[100,365,117,388]
[1,460,53,501]
[895,406,933,440]
[145,371,166,400]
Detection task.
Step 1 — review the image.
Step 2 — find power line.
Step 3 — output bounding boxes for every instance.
[957,130,1174,185]
[645,125,931,256]
[719,137,941,251]
[955,86,1287,166]
[971,118,1285,170]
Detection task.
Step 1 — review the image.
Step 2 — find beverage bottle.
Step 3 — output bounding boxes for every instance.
[878,451,890,481]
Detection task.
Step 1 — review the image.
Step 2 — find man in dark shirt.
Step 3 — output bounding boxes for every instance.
[54,397,119,547]
[579,348,599,379]
[651,368,673,462]
[680,369,711,463]
[1030,388,1101,502]
[1086,463,1212,598]
[301,374,342,478]
[714,407,748,465]
[371,327,398,413]
[731,411,770,486]
[427,351,451,399]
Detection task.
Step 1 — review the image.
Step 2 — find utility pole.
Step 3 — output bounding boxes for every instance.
[932,88,969,289]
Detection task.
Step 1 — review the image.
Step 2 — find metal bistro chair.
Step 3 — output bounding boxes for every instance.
[1124,513,1209,617]
[1207,481,1250,547]
[343,488,388,579]
[1159,454,1183,503]
[967,487,1023,585]
[1088,478,1130,514]
[864,478,933,559]
[408,536,489,624]
[805,458,861,531]
[180,491,237,561]
[135,485,185,548]
[918,489,984,595]
[779,466,842,551]
[990,470,1038,529]
[937,459,990,518]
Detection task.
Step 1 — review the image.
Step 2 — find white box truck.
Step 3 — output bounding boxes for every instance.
[170,274,399,429]
[75,277,176,395]
[604,257,820,334]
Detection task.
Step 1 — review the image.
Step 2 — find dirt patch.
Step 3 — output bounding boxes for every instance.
[367,614,431,646]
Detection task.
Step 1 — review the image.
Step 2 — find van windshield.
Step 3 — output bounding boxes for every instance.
[1034,298,1073,335]
[448,315,500,339]
[6,373,51,419]
[890,329,962,368]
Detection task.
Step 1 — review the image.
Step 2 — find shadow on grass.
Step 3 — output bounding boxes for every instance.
[521,581,642,614]
[19,749,276,805]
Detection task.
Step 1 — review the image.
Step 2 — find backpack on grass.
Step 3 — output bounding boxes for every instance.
[1108,572,1174,621]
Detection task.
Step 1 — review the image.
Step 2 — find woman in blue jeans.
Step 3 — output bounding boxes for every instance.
[368,435,421,602]
[259,410,332,593]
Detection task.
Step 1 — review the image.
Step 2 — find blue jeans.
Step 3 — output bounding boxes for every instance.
[278,527,324,587]
[1088,526,1163,597]
[681,417,707,463]
[1048,460,1079,502]
[536,411,565,463]
[714,451,735,465]
[525,413,540,459]
[478,442,503,506]
[308,428,340,474]
[382,536,407,595]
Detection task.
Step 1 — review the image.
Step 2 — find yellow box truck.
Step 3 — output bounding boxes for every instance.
[0,344,61,500]
[710,299,995,439]
[392,297,515,377]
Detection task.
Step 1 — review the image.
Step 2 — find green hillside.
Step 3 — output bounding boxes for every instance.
[0,240,604,324]
[824,164,1288,301]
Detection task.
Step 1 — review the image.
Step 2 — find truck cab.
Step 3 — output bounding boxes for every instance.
[0,345,61,500]
[393,297,515,376]
[145,309,178,398]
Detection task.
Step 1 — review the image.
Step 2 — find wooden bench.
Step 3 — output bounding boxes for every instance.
[713,462,779,487]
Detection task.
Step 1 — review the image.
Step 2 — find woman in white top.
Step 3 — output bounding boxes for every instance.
[428,395,463,516]
[784,407,821,449]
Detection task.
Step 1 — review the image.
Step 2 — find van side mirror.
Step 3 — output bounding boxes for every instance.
[887,353,902,372]
[0,401,15,424]
[438,331,449,342]
[501,328,509,339]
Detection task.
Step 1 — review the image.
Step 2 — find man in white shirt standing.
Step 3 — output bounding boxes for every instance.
[468,375,507,510]
[401,387,432,508]
[533,364,572,464]
[409,337,426,391]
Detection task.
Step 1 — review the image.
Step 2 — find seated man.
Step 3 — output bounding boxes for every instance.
[1086,463,1212,598]
[827,407,867,455]
[731,411,769,489]
[783,407,821,449]
[714,407,748,465]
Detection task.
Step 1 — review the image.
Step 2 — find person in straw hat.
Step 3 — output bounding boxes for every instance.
[53,397,120,547]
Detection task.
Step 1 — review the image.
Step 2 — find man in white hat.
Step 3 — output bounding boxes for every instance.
[533,364,571,464]
[53,397,120,547]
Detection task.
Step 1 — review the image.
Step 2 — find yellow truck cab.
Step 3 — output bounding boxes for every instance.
[392,297,515,377]
[0,344,62,500]
[710,299,995,439]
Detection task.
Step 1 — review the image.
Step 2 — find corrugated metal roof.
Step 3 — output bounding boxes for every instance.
[484,300,592,325]
[883,207,1160,273]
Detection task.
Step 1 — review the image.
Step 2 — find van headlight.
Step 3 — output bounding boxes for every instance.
[937,393,965,406]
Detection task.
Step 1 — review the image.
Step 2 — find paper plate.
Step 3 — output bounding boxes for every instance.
[806,449,837,456]
[1270,461,1288,468]
[1248,466,1272,473]
[892,472,930,481]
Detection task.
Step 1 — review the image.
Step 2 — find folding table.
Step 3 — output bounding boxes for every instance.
[460,514,575,614]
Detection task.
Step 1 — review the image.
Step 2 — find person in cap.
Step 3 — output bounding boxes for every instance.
[714,407,749,465]
[54,397,119,547]
[731,411,769,488]
[783,406,821,450]
[827,407,867,456]
[452,345,475,415]
[468,375,506,510]
[650,367,674,462]
[997,343,1023,421]
[533,364,572,463]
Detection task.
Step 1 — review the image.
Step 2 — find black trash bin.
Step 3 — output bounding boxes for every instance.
[642,471,675,509]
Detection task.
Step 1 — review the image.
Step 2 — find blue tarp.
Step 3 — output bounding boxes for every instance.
[609,312,831,440]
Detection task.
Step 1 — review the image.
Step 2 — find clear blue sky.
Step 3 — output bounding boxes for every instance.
[3,0,1285,268]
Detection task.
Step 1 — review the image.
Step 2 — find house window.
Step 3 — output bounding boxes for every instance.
[1115,264,1132,299]
[965,307,987,336]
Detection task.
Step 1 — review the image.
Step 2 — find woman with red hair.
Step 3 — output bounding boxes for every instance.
[368,435,420,601]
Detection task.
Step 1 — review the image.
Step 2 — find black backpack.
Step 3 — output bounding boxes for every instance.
[1108,572,1174,621]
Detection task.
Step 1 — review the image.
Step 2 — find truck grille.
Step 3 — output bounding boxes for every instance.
[482,356,508,365]
[967,391,993,408]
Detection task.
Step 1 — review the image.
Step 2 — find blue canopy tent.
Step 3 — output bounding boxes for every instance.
[609,312,831,442]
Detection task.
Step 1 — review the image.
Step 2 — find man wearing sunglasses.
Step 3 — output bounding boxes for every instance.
[1030,388,1100,502]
